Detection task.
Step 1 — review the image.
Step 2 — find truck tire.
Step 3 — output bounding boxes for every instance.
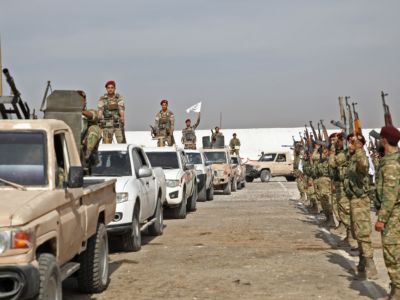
[78,223,109,293]
[148,197,164,236]
[237,179,243,190]
[121,206,141,252]
[241,181,246,188]
[171,188,187,219]
[285,176,296,182]
[245,176,254,183]
[231,177,237,192]
[36,254,62,300]
[198,184,207,202]
[187,184,197,212]
[260,170,271,183]
[206,185,214,201]
[223,182,231,195]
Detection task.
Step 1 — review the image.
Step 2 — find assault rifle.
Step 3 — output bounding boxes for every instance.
[381,91,393,126]
[345,96,354,134]
[320,119,329,144]
[352,102,362,135]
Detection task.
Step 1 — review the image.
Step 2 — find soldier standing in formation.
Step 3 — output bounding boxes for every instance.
[328,133,356,247]
[344,133,378,279]
[293,142,307,203]
[375,126,400,298]
[154,99,175,146]
[181,112,200,149]
[229,133,241,155]
[98,80,126,144]
[302,151,319,213]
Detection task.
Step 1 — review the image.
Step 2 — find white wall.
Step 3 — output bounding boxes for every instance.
[124,127,379,160]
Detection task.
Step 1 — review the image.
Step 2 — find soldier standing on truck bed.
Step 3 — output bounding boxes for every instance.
[229,133,241,155]
[98,80,126,144]
[181,112,200,149]
[154,99,175,147]
[78,90,102,172]
[211,127,223,146]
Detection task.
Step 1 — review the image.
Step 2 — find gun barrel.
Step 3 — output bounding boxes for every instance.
[3,68,21,97]
[369,130,381,140]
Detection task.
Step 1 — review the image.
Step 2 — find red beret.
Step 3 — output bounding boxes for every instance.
[105,80,116,88]
[380,126,400,145]
[160,99,168,105]
[185,119,191,123]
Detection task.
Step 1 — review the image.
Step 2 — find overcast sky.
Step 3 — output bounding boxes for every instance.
[1,1,399,131]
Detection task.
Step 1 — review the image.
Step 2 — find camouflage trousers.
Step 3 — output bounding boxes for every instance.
[296,175,307,201]
[82,125,102,159]
[157,134,175,147]
[102,127,126,144]
[306,177,318,209]
[333,182,351,228]
[230,149,240,156]
[184,142,197,150]
[382,207,400,288]
[315,177,332,215]
[350,195,373,258]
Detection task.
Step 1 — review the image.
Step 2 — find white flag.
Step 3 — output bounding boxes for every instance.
[186,102,202,113]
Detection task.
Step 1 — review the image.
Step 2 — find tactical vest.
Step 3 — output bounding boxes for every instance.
[102,94,121,119]
[182,126,196,142]
[158,110,172,130]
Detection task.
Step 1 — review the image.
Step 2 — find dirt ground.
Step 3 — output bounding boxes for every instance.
[64,179,391,300]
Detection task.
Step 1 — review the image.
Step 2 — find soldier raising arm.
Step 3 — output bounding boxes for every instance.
[181,112,200,149]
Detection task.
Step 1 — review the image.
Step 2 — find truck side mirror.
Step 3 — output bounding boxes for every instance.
[68,166,84,188]
[138,167,152,178]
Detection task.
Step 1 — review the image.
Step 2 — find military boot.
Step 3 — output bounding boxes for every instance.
[357,256,366,272]
[324,213,336,228]
[365,257,378,280]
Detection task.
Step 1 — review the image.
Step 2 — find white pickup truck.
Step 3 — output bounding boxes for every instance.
[88,144,166,252]
[145,147,197,219]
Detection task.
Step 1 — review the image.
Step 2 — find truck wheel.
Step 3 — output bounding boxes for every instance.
[148,197,164,236]
[223,182,231,195]
[241,181,246,188]
[260,170,271,183]
[237,179,243,190]
[245,176,254,183]
[231,178,237,192]
[285,176,296,182]
[206,185,214,201]
[198,184,207,202]
[171,188,187,219]
[36,254,62,300]
[78,223,109,293]
[187,184,197,212]
[121,206,141,252]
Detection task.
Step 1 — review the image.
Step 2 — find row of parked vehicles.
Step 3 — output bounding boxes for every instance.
[0,89,248,300]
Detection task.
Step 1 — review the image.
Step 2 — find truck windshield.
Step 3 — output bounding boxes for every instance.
[146,152,179,169]
[204,152,227,164]
[259,153,276,162]
[91,151,132,177]
[0,131,47,186]
[186,153,202,165]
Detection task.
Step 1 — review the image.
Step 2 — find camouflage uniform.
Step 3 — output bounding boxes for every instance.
[155,110,175,147]
[211,132,224,146]
[229,137,241,155]
[182,115,200,149]
[294,153,307,202]
[98,93,126,144]
[303,159,318,211]
[82,109,102,168]
[376,151,400,288]
[312,151,332,220]
[344,148,374,259]
[329,146,351,229]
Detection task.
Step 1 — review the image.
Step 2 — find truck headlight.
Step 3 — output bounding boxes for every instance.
[0,229,33,254]
[0,231,11,254]
[166,180,180,188]
[116,192,129,203]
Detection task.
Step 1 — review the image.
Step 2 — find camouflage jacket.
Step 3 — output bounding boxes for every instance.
[229,138,241,149]
[344,148,370,198]
[98,93,125,126]
[376,151,400,223]
[182,115,200,143]
[155,110,175,131]
[328,147,349,183]
[303,160,313,177]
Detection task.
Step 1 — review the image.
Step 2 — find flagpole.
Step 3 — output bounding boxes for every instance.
[219,112,222,129]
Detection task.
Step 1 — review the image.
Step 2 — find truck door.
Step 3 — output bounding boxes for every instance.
[53,131,85,263]
[131,149,152,220]
[137,148,156,217]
